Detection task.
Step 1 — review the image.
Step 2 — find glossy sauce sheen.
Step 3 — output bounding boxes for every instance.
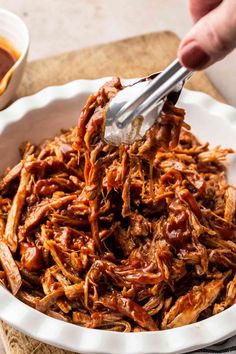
[0,47,16,81]
[0,37,19,82]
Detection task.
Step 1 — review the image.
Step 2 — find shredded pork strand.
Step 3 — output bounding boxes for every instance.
[0,77,235,331]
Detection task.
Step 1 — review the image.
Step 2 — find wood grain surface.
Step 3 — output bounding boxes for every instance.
[16,31,225,102]
[0,31,226,354]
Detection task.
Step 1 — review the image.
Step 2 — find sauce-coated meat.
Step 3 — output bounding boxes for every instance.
[0,78,235,331]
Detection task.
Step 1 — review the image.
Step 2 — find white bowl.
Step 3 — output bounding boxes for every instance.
[0,8,29,110]
[0,78,235,354]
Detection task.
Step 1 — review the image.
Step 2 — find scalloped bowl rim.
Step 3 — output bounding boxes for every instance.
[0,78,235,354]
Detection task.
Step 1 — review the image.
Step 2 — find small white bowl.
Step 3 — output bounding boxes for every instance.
[0,8,29,110]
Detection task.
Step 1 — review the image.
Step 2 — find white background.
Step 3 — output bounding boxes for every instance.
[0,1,235,353]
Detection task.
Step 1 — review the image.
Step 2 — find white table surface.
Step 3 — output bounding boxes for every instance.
[0,0,235,353]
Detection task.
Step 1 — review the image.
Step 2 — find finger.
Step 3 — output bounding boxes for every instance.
[178,0,236,70]
[189,0,223,22]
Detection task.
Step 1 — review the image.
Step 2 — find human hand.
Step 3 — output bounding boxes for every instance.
[178,0,236,70]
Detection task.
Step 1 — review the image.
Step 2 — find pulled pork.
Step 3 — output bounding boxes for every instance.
[0,77,235,332]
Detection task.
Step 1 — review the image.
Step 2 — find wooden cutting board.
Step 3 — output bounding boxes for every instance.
[0,31,226,354]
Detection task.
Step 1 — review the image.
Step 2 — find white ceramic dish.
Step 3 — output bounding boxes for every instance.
[0,78,235,354]
[0,8,29,110]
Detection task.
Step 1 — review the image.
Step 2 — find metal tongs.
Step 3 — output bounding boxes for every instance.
[104,59,192,145]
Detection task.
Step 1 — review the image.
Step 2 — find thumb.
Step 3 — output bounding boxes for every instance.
[178,0,236,70]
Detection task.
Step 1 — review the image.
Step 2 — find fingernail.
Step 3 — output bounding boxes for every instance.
[179,41,210,70]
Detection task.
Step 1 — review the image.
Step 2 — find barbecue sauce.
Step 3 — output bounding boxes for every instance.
[0,37,19,81]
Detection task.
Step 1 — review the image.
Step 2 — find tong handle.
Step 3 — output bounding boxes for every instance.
[117,59,191,128]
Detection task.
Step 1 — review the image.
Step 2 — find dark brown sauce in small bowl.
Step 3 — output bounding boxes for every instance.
[0,36,20,83]
[0,47,16,81]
